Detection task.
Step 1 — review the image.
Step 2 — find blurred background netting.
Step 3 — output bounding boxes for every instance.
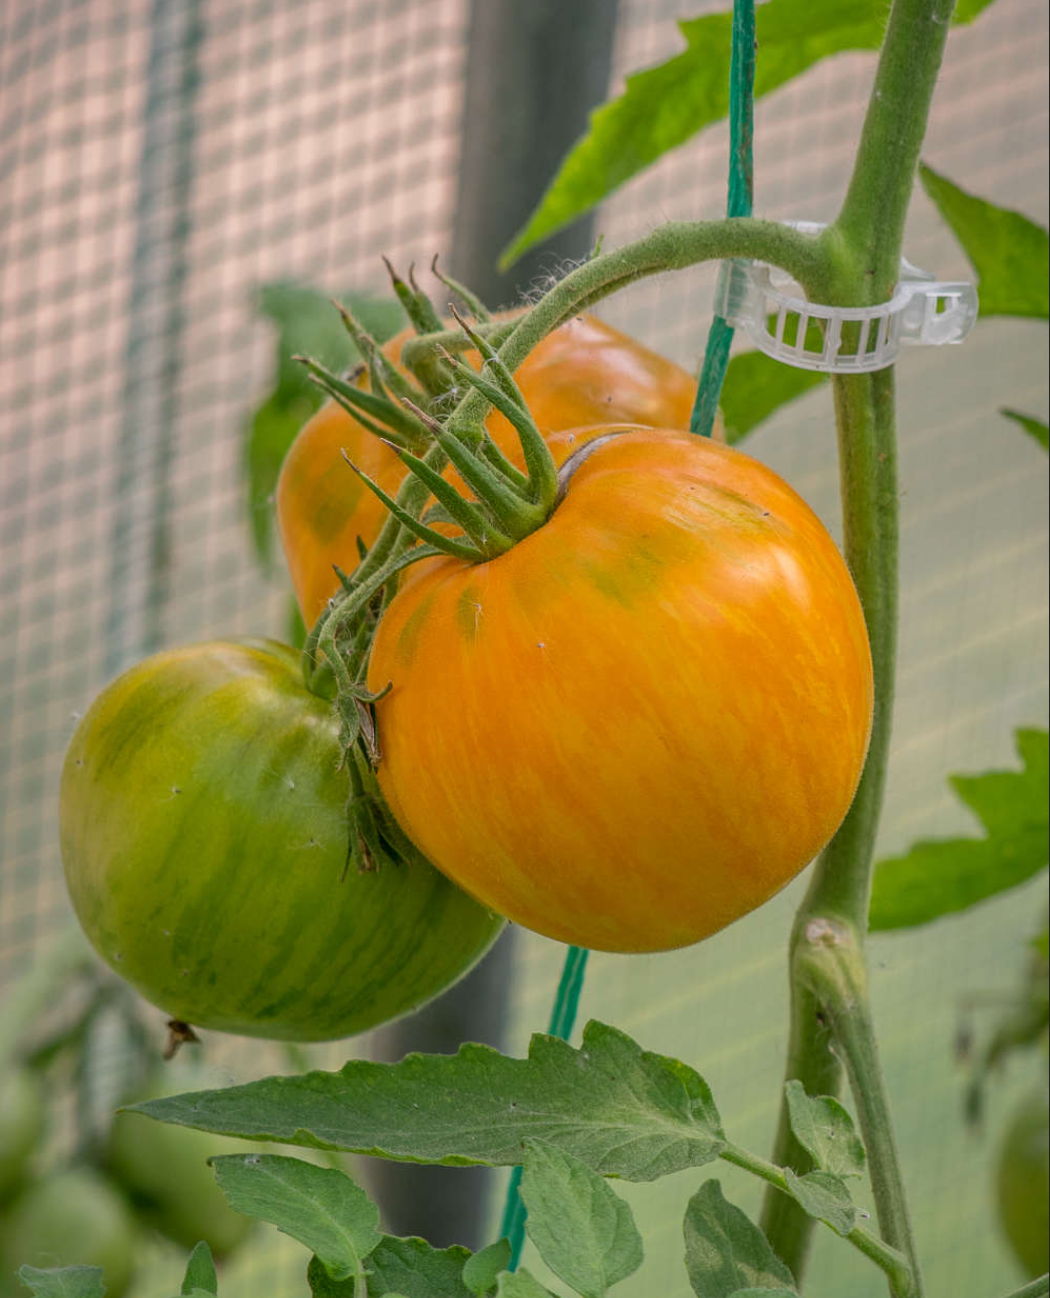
[1,1,1047,1296]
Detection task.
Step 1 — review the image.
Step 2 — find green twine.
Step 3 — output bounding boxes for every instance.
[499,945,590,1265]
[499,0,756,1268]
[690,0,756,439]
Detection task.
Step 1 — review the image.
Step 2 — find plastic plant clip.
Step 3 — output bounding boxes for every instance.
[714,222,978,374]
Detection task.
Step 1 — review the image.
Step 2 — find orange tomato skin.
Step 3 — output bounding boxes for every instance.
[276,315,699,626]
[366,428,874,954]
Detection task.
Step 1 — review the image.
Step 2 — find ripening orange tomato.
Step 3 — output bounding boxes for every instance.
[276,315,702,626]
[366,427,873,954]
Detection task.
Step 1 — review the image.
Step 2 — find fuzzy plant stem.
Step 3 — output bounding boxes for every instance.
[722,1141,912,1294]
[759,0,957,1290]
[0,926,96,1077]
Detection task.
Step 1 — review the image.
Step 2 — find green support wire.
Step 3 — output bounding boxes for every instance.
[498,10,757,1267]
[691,0,756,439]
[498,945,589,1262]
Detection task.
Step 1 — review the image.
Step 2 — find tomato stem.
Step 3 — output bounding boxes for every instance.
[763,366,921,1294]
[997,1278,1050,1298]
[719,1139,914,1295]
[304,544,445,699]
[399,317,517,390]
[449,217,826,438]
[830,0,956,303]
[760,0,957,1287]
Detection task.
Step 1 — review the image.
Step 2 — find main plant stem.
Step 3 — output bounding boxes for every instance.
[759,0,956,1290]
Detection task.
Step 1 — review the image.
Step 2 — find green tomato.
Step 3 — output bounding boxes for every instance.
[107,1071,255,1257]
[0,1070,45,1204]
[996,1086,1050,1278]
[59,639,504,1041]
[0,1168,137,1298]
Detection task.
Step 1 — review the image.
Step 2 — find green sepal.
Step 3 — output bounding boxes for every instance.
[342,451,484,561]
[329,295,384,358]
[432,427,547,540]
[306,374,394,447]
[345,758,396,874]
[430,253,492,321]
[478,434,531,492]
[355,754,433,867]
[384,441,514,554]
[448,306,521,401]
[297,355,431,448]
[400,316,517,382]
[442,354,558,511]
[356,328,427,410]
[384,255,444,334]
[422,502,463,528]
[445,309,559,511]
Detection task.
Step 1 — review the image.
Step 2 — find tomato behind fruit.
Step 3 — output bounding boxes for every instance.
[60,639,504,1040]
[996,1086,1050,1278]
[0,1169,137,1298]
[108,1070,255,1257]
[276,314,701,625]
[367,428,874,953]
[0,1069,44,1204]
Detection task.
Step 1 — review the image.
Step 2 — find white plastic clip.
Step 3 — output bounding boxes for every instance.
[714,222,978,374]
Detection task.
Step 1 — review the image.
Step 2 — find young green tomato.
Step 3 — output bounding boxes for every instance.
[60,639,504,1040]
[367,428,874,953]
[0,1169,138,1298]
[0,1069,45,1204]
[996,1086,1050,1278]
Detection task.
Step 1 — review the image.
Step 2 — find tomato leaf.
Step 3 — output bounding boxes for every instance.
[181,1242,217,1296]
[14,1269,106,1298]
[461,1241,511,1297]
[494,1272,559,1298]
[520,1141,643,1298]
[307,1238,474,1297]
[1000,408,1049,452]
[723,1291,800,1297]
[783,1081,866,1179]
[719,350,827,445]
[919,164,1050,320]
[209,1154,381,1283]
[782,1169,856,1238]
[245,285,405,567]
[501,0,996,267]
[682,1181,798,1298]
[246,390,320,567]
[131,1020,725,1183]
[869,729,1049,930]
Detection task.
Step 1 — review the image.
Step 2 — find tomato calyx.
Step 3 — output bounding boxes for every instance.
[291,266,616,878]
[303,303,562,567]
